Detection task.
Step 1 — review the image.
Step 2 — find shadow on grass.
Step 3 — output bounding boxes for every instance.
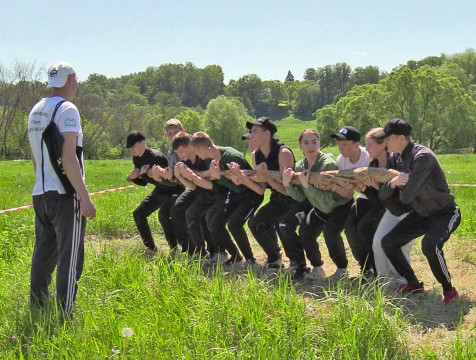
[96,239,474,334]
[192,258,473,332]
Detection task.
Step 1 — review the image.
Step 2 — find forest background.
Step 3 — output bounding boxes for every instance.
[1,49,476,159]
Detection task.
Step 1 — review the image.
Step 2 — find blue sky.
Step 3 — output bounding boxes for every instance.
[2,0,475,83]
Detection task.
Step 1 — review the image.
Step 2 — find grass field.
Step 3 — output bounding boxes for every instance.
[0,154,475,359]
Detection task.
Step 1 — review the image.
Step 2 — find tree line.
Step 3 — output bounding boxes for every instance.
[1,49,475,159]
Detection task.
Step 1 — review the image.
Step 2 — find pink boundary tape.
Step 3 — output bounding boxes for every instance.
[1,183,474,214]
[0,184,138,214]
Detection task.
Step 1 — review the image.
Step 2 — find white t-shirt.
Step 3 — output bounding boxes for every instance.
[336,146,370,199]
[336,146,371,170]
[28,96,83,195]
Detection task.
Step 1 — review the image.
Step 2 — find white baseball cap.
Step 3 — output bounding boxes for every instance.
[47,61,76,88]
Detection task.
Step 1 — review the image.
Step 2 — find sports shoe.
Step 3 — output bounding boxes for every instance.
[203,252,228,265]
[289,261,300,270]
[224,255,243,265]
[265,253,283,269]
[292,266,310,280]
[350,269,375,283]
[443,287,459,305]
[329,268,348,281]
[304,266,326,281]
[396,282,425,293]
[145,246,158,258]
[244,258,257,266]
[169,247,181,258]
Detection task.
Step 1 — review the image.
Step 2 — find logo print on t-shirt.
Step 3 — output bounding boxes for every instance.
[65,118,77,127]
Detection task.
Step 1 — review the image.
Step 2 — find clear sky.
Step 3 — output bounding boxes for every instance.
[2,0,475,83]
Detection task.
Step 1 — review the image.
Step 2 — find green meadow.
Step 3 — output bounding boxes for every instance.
[0,154,475,359]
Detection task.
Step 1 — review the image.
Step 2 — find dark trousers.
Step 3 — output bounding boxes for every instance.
[206,192,240,259]
[186,189,221,255]
[277,200,312,267]
[224,190,264,261]
[345,197,385,272]
[299,201,352,268]
[248,193,301,263]
[381,204,461,291]
[31,192,86,315]
[133,189,178,250]
[206,190,263,260]
[173,189,196,252]
[174,189,215,253]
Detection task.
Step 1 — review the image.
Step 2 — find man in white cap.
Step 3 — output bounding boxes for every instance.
[27,61,96,317]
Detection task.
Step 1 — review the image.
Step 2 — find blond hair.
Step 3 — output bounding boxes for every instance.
[365,127,385,144]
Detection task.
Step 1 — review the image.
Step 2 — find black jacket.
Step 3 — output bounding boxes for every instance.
[132,148,183,194]
[380,142,455,218]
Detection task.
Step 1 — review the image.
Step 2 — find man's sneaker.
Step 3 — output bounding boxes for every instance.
[169,247,181,258]
[443,287,459,305]
[265,253,283,269]
[203,252,228,265]
[350,269,375,283]
[224,255,243,265]
[244,258,257,267]
[215,252,229,263]
[289,261,300,270]
[396,282,425,293]
[145,246,158,258]
[329,268,348,281]
[292,266,311,280]
[304,266,326,281]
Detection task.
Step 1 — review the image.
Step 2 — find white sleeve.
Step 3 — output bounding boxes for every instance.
[359,147,372,167]
[56,103,81,134]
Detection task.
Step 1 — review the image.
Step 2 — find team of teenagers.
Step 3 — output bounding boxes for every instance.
[29,62,459,318]
[126,116,461,306]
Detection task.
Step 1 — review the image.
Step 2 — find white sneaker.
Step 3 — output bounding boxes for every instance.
[329,268,348,281]
[304,266,326,280]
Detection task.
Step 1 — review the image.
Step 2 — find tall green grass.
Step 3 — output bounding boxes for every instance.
[0,247,411,359]
[0,153,475,359]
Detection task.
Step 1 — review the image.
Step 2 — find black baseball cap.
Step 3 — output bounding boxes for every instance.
[126,131,146,148]
[241,131,252,140]
[246,117,277,135]
[331,126,361,142]
[374,118,412,139]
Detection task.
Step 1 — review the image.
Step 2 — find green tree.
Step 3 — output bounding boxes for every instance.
[285,70,295,82]
[351,66,381,86]
[226,74,265,116]
[444,48,476,85]
[203,96,251,151]
[199,65,225,107]
[293,81,321,119]
[314,104,339,148]
[176,109,203,134]
[303,67,319,82]
[0,61,46,159]
[319,66,476,151]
